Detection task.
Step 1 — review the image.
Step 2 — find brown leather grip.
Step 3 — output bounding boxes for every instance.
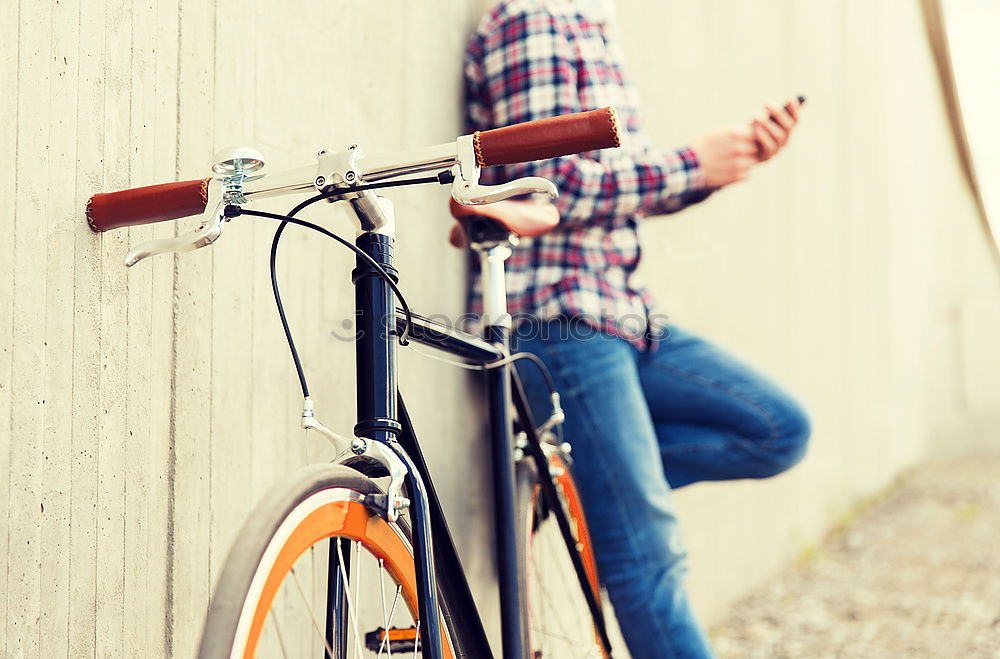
[86,178,212,232]
[473,107,622,167]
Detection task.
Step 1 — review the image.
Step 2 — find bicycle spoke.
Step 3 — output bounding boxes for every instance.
[380,585,402,658]
[271,604,291,659]
[545,535,583,635]
[336,541,367,659]
[530,624,582,648]
[536,565,569,651]
[529,506,601,656]
[289,565,337,658]
[554,554,591,648]
[352,541,362,659]
[535,545,564,623]
[377,559,395,659]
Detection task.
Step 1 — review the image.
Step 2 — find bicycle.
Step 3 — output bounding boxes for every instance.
[86,107,622,658]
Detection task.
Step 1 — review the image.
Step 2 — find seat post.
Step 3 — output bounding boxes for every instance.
[477,241,513,330]
[465,216,518,331]
[469,223,528,658]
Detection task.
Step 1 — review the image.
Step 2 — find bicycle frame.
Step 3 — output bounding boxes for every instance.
[85,106,624,659]
[343,197,611,658]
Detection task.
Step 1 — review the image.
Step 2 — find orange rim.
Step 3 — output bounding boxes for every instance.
[548,453,601,599]
[236,489,453,658]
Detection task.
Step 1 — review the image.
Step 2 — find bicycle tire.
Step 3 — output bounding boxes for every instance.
[518,450,609,658]
[198,463,456,659]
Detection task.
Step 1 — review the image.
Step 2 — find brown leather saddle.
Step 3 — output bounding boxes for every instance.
[447,197,558,247]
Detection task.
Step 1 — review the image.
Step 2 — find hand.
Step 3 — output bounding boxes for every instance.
[691,96,803,188]
[691,126,758,188]
[751,97,801,162]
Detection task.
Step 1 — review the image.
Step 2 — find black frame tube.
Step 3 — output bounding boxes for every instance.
[396,310,504,362]
[352,233,400,437]
[484,324,526,659]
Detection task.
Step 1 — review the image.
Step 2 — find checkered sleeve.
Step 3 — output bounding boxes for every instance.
[475,6,709,226]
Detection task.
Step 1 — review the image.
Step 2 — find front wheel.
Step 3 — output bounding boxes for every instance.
[198,463,455,658]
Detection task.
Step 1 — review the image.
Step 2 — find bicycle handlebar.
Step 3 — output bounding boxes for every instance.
[87,178,212,232]
[85,107,622,234]
[473,107,620,167]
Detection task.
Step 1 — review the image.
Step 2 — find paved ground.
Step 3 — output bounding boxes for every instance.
[710,455,1000,658]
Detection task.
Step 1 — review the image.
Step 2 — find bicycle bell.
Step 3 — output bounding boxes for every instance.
[212,146,266,175]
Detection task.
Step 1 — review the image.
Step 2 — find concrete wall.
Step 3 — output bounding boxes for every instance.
[614,0,1000,624]
[1,0,997,656]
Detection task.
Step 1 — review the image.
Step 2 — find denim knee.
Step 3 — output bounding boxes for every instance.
[601,539,690,601]
[759,399,811,476]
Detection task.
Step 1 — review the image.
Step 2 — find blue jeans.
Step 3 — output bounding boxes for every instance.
[513,320,810,659]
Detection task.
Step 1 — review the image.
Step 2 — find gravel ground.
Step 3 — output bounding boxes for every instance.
[710,455,1000,659]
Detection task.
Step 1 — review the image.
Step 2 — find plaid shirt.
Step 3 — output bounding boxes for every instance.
[464,0,713,348]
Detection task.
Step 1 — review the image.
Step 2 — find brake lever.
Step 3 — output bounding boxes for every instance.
[451,172,558,205]
[123,179,226,267]
[449,133,558,205]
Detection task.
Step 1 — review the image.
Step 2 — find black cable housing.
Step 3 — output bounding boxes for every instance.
[502,350,557,398]
[256,175,444,399]
[247,171,561,426]
[236,206,414,333]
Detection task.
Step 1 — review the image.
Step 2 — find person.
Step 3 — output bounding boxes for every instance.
[460,1,811,657]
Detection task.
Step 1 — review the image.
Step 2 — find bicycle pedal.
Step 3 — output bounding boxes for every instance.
[364,626,419,653]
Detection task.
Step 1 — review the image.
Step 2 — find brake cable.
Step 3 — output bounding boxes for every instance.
[236,173,447,399]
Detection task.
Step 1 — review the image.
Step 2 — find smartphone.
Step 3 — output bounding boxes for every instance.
[771,95,805,124]
[783,95,806,112]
